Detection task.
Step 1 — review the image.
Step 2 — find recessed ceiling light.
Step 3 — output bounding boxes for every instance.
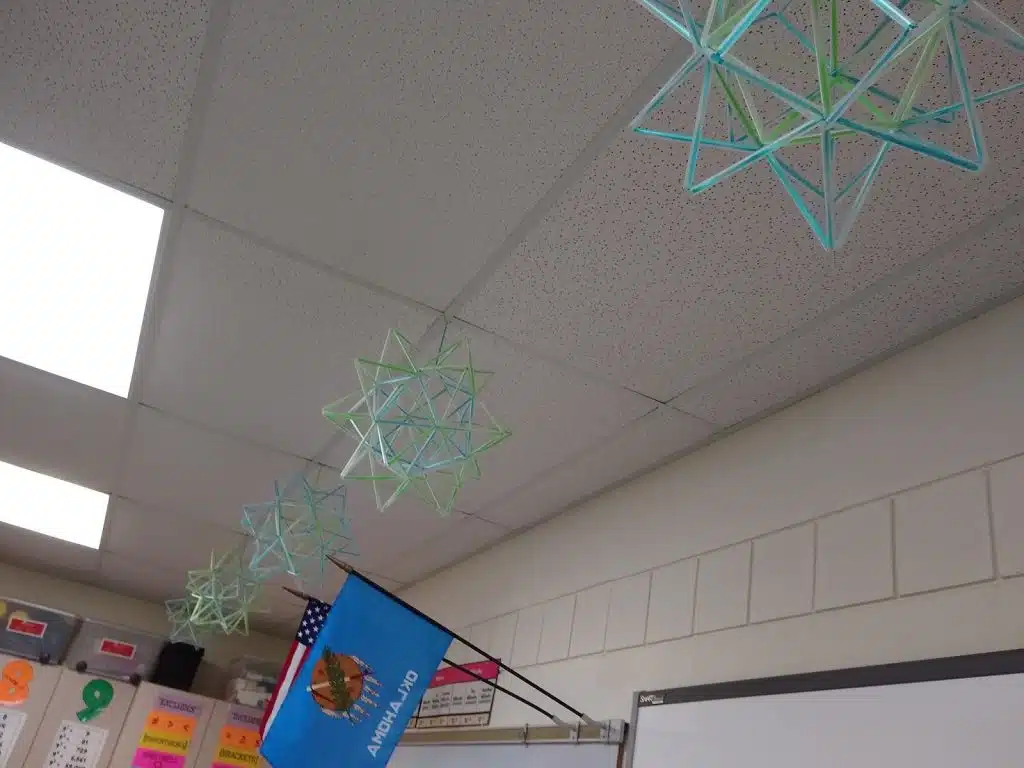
[0,461,108,549]
[0,142,164,397]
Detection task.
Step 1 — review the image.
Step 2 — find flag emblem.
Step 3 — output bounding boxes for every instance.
[307,648,380,723]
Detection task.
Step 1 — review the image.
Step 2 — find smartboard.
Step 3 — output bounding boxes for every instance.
[626,649,1024,768]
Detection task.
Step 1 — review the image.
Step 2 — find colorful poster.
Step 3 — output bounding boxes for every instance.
[0,707,27,768]
[411,660,499,729]
[44,719,108,768]
[133,695,202,768]
[212,706,262,768]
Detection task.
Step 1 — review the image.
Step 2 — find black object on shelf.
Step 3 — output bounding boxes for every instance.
[150,641,205,692]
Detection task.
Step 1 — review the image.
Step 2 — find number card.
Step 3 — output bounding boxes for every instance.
[43,720,108,768]
[0,707,27,768]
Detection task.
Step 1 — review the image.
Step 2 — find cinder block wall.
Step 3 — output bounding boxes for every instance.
[403,296,1024,725]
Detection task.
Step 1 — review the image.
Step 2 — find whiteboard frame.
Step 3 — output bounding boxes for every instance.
[623,648,1024,768]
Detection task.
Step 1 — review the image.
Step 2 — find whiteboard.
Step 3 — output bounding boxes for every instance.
[627,650,1024,768]
[389,742,620,768]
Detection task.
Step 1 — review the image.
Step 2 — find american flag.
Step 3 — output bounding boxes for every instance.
[259,597,331,738]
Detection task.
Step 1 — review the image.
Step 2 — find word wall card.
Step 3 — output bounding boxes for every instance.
[107,683,213,768]
[194,701,270,768]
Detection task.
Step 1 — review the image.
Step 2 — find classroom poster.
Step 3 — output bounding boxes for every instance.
[411,660,499,728]
[133,694,203,768]
[211,706,261,768]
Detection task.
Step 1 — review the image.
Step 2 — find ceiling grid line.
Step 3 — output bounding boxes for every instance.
[186,207,444,319]
[290,42,693,476]
[414,40,693,350]
[100,0,235,552]
[666,197,1024,404]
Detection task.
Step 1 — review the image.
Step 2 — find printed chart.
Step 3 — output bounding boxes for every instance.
[0,707,27,768]
[133,694,203,768]
[411,661,498,729]
[211,706,262,768]
[43,720,108,768]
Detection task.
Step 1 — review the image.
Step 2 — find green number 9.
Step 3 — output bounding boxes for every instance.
[76,679,114,723]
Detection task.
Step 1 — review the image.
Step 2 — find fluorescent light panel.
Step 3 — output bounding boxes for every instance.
[0,142,164,397]
[0,461,108,549]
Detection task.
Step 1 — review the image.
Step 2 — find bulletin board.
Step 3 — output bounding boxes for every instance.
[23,667,138,768]
[193,701,269,768]
[0,652,62,768]
[106,682,213,768]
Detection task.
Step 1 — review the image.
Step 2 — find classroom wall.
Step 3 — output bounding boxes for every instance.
[0,561,288,697]
[402,294,1024,726]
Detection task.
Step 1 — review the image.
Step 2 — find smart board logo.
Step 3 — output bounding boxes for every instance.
[307,647,380,723]
[639,693,665,706]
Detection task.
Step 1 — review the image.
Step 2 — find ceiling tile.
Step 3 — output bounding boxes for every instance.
[396,322,654,514]
[0,358,132,492]
[378,516,509,585]
[479,406,715,528]
[142,213,437,460]
[337,482,471,574]
[0,522,102,578]
[671,205,1024,426]
[318,567,405,601]
[118,406,304,529]
[461,97,1024,401]
[94,552,183,605]
[104,496,246,573]
[0,0,208,195]
[185,0,675,306]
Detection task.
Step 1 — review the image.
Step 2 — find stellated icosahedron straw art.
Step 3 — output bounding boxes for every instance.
[185,547,265,636]
[242,475,358,582]
[630,0,1024,249]
[165,595,207,646]
[323,329,510,516]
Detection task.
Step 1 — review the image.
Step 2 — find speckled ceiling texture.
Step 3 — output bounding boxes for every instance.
[0,0,1021,635]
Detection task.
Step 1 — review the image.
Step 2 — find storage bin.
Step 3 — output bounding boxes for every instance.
[64,618,165,684]
[225,656,279,709]
[0,597,80,664]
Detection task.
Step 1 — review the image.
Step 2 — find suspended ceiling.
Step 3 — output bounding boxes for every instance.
[0,0,1021,637]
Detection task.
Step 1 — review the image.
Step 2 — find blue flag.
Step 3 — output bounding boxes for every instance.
[260,577,452,767]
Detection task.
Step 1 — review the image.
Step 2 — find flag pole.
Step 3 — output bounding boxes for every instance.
[280,585,565,725]
[327,557,597,725]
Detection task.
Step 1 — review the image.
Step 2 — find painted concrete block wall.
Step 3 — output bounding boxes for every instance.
[404,295,1024,726]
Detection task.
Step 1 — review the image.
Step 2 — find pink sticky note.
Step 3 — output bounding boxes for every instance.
[132,748,187,768]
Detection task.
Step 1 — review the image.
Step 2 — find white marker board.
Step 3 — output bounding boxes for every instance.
[389,722,625,768]
[626,649,1024,768]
